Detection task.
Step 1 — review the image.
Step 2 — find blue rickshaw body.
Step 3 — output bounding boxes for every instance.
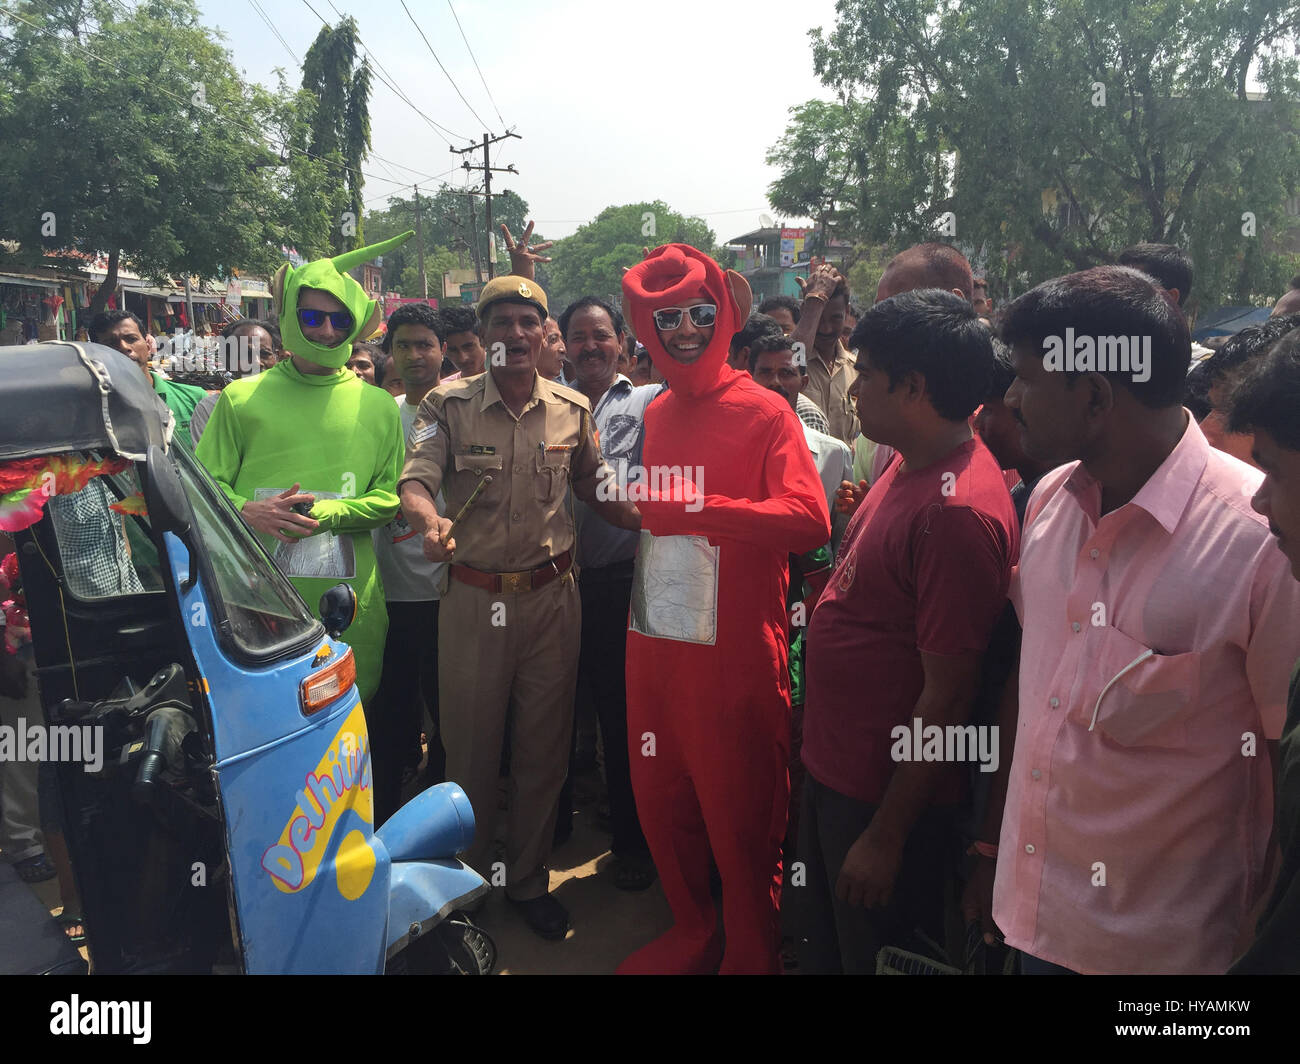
[166,523,487,974]
[0,342,490,976]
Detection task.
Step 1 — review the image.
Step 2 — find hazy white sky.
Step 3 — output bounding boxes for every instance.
[199,0,842,242]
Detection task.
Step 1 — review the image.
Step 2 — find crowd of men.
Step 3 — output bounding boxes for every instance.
[31,228,1300,976]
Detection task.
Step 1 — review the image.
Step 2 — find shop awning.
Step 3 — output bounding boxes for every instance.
[0,271,63,289]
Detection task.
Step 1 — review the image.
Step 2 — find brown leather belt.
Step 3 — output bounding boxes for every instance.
[450,550,573,594]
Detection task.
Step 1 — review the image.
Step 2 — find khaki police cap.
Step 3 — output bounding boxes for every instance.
[476,274,549,320]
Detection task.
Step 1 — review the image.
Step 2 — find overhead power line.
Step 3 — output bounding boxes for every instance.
[301,0,465,149]
[321,0,468,147]
[446,0,506,129]
[363,165,462,207]
[401,0,494,133]
[247,0,299,66]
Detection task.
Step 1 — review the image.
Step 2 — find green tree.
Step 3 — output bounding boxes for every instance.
[844,244,896,307]
[766,98,869,257]
[0,0,333,319]
[397,248,457,300]
[364,186,532,295]
[804,0,1300,311]
[298,16,372,254]
[544,201,717,312]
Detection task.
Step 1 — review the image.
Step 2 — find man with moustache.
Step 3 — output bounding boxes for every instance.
[964,266,1300,974]
[560,295,663,891]
[398,275,640,939]
[730,312,830,434]
[618,244,829,974]
[790,267,857,447]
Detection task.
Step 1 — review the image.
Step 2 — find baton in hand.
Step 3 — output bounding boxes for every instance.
[443,474,492,545]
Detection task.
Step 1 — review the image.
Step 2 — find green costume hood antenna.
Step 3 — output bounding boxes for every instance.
[273,230,415,369]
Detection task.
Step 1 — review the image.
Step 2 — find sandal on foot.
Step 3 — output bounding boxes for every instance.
[57,912,86,945]
[13,853,57,883]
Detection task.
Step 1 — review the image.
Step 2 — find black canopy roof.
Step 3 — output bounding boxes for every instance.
[0,342,174,461]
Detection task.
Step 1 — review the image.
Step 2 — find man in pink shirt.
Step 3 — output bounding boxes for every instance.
[964,265,1300,974]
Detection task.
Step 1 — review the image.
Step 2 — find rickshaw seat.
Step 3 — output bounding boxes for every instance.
[0,858,87,974]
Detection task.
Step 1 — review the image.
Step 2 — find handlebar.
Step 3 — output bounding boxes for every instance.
[132,705,198,803]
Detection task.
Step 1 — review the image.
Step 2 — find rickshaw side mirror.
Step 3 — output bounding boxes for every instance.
[319,583,356,637]
[144,446,198,589]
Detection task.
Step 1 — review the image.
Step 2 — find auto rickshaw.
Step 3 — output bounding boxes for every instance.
[0,342,494,974]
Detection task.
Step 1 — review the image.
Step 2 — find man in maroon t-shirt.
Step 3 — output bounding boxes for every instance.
[798,288,1019,973]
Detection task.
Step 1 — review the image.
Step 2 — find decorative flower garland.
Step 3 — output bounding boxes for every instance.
[0,453,133,532]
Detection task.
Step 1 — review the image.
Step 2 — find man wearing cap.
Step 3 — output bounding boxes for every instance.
[619,244,830,974]
[398,274,640,939]
[196,232,413,702]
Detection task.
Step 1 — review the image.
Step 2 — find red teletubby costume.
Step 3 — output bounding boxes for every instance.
[618,245,830,974]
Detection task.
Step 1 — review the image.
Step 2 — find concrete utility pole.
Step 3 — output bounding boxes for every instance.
[465,192,483,284]
[413,185,428,300]
[451,129,521,280]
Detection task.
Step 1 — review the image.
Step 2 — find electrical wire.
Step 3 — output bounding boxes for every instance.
[445,0,505,129]
[247,0,299,65]
[362,164,461,207]
[311,0,467,147]
[400,0,494,133]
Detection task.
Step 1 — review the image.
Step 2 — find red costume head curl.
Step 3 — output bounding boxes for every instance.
[622,244,751,399]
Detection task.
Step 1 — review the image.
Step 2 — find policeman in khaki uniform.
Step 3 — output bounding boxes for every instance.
[399,275,640,939]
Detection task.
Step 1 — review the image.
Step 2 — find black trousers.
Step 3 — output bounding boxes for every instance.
[557,562,648,857]
[794,772,957,974]
[367,599,442,826]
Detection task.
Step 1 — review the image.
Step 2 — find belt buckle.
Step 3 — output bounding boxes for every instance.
[500,570,530,593]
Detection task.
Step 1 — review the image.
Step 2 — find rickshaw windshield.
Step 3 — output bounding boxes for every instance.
[172,446,323,662]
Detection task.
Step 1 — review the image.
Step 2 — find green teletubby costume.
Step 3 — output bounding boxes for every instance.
[195,232,415,701]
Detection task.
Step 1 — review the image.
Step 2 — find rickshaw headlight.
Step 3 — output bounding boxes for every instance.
[300,648,357,715]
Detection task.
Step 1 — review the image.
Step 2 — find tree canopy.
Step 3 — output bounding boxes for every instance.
[789,0,1300,310]
[298,16,372,254]
[542,201,717,314]
[364,186,532,297]
[0,0,333,316]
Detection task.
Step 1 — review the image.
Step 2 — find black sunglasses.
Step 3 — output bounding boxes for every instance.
[298,307,353,332]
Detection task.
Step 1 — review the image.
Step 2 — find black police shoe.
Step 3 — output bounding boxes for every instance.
[508,893,571,940]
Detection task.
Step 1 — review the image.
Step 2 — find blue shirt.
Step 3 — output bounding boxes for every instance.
[574,375,665,569]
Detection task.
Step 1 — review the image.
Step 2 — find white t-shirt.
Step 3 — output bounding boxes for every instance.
[372,396,446,602]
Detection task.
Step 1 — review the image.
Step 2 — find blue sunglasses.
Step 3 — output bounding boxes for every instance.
[298,307,354,332]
